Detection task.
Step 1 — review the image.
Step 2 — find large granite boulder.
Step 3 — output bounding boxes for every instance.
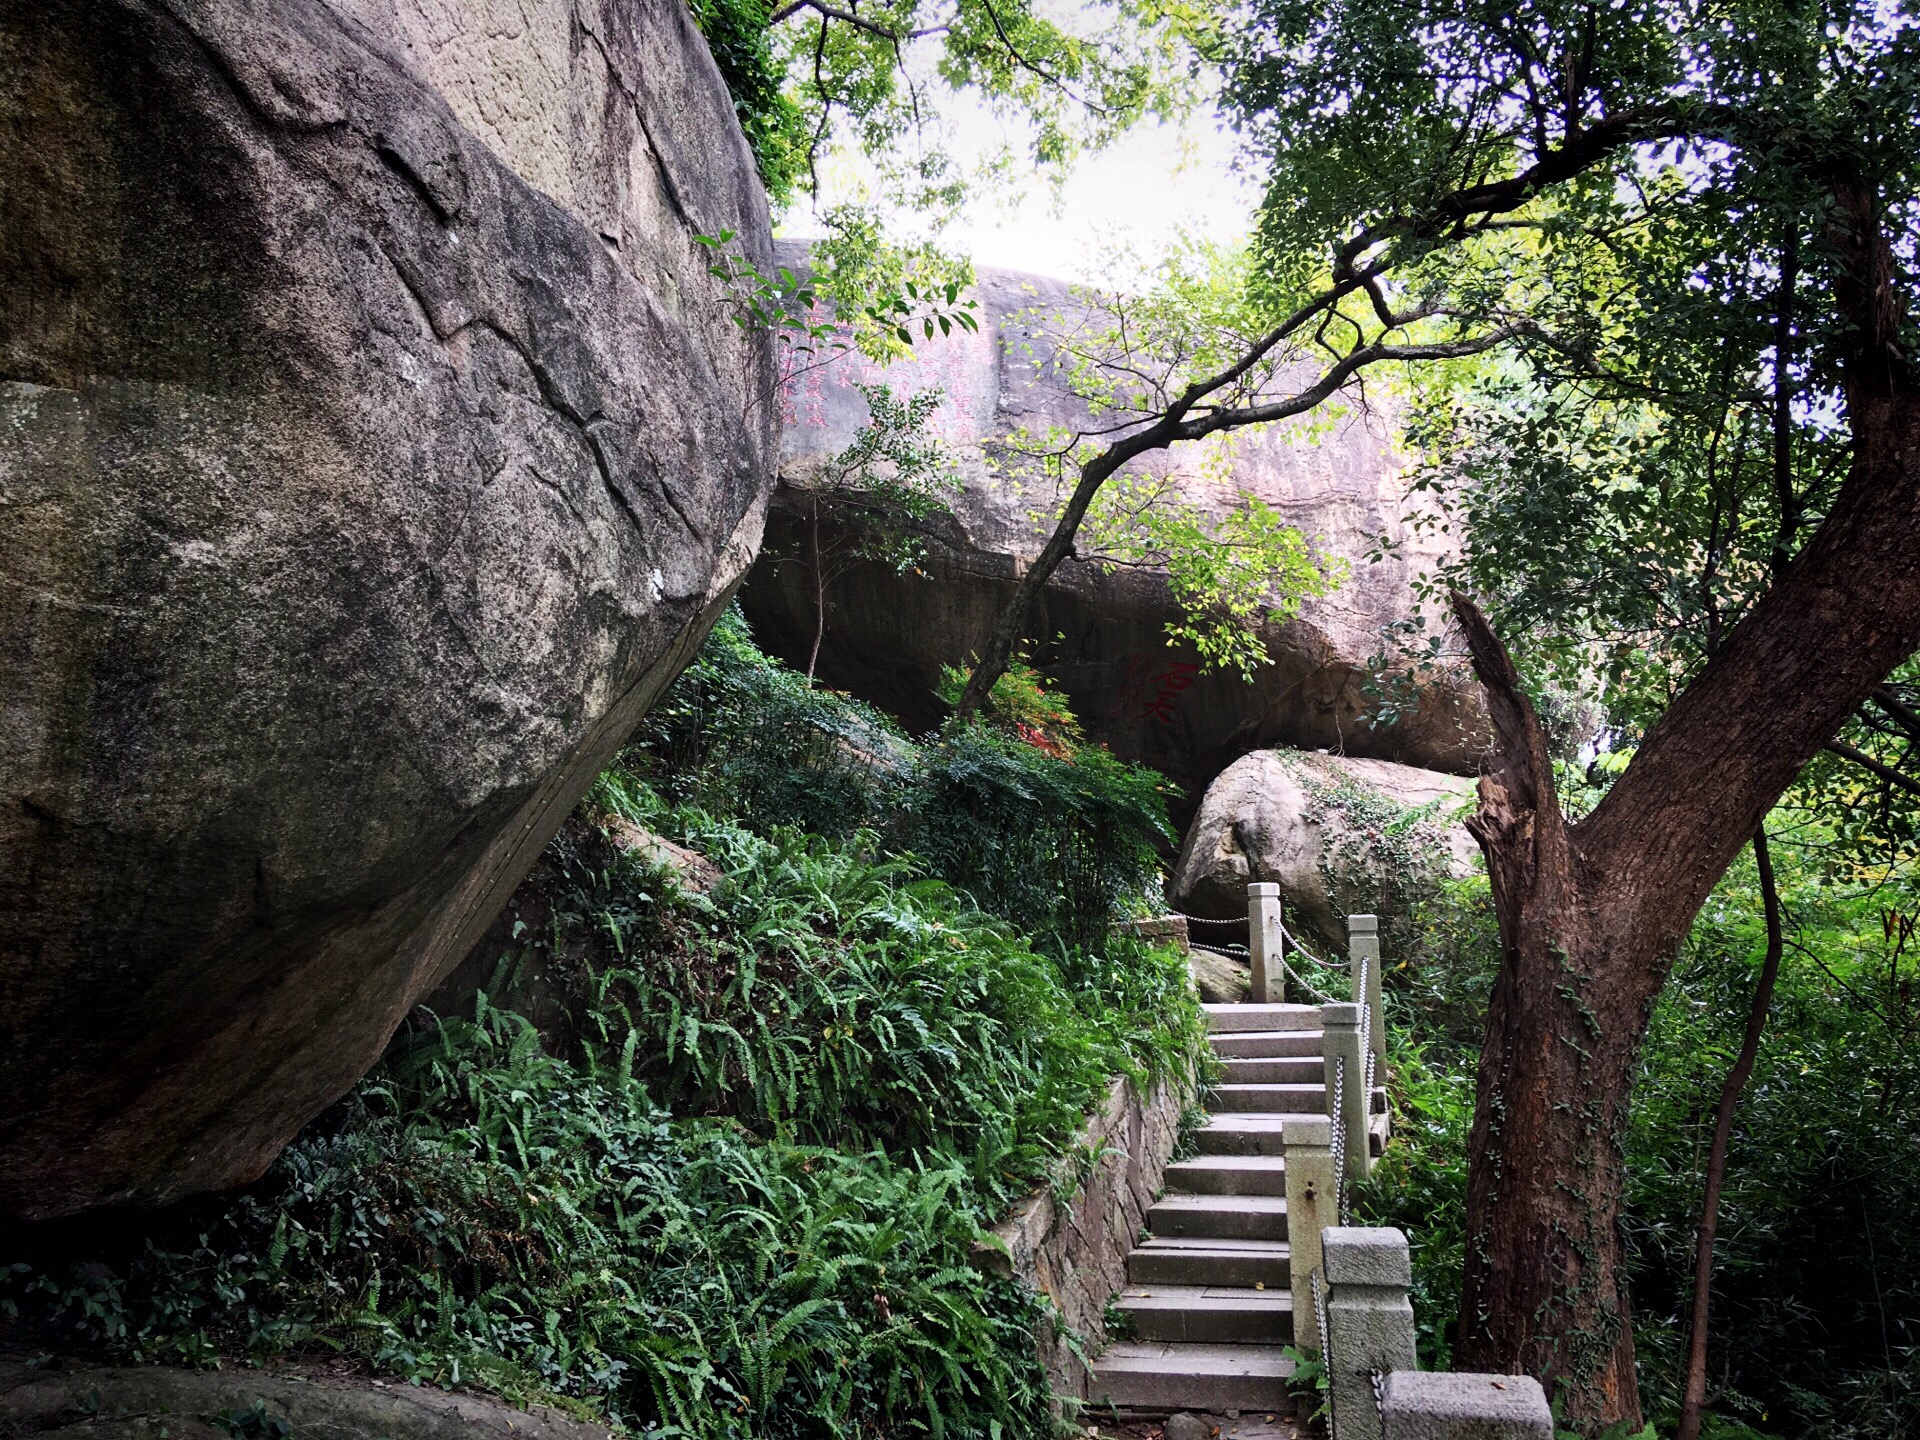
[1168,750,1480,949]
[741,248,1487,811]
[0,0,775,1222]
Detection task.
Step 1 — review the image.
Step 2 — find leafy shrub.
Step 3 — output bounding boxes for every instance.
[687,0,806,206]
[581,771,1197,1204]
[903,728,1172,952]
[626,607,1174,951]
[5,756,1202,1440]
[6,1007,1053,1438]
[632,606,914,841]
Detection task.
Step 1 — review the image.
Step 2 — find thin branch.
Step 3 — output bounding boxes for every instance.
[975,0,1105,114]
[1173,326,1533,441]
[1676,827,1784,1440]
[1871,684,1920,742]
[1825,738,1920,797]
[770,0,947,39]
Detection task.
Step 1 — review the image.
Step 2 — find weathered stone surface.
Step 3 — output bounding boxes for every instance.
[0,0,775,1221]
[0,1354,615,1440]
[1190,944,1251,1005]
[1380,1372,1554,1440]
[740,244,1487,811]
[1168,750,1479,948]
[1323,1226,1414,1289]
[976,1069,1194,1402]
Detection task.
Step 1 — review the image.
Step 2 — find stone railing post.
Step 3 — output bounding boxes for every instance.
[1348,913,1385,1067]
[1321,1226,1417,1440]
[1322,1001,1370,1181]
[1281,1113,1335,1356]
[1379,1372,1554,1438]
[1248,881,1285,1003]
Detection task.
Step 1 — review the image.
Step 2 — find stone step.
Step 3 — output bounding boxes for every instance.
[1089,1341,1295,1412]
[1219,1056,1324,1085]
[1211,1083,1327,1114]
[1204,1003,1322,1034]
[1210,1028,1325,1059]
[1163,1153,1289,1196]
[1195,1114,1291,1156]
[1128,1236,1291,1287]
[1114,1284,1293,1344]
[1147,1192,1288,1241]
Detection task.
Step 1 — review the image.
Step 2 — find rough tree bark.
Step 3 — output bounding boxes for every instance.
[1453,184,1920,1429]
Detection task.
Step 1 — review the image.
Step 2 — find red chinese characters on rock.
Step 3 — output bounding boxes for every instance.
[1115,655,1201,725]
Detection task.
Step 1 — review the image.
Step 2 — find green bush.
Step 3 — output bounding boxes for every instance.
[687,0,807,207]
[1359,852,1920,1439]
[582,771,1199,1205]
[5,750,1202,1439]
[903,728,1172,952]
[626,607,1175,951]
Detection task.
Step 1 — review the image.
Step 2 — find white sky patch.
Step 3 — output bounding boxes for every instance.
[776,87,1261,284]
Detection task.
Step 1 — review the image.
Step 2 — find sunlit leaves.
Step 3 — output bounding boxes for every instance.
[1075,470,1345,676]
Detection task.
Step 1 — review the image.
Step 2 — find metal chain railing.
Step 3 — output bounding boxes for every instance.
[1182,926,1344,1005]
[1276,915,1347,970]
[1170,906,1344,968]
[1312,1268,1336,1439]
[1330,1052,1350,1225]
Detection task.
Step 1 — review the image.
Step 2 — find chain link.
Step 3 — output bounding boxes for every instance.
[1311,1269,1335,1440]
[1191,936,1342,1005]
[1331,1053,1349,1225]
[1170,911,1247,930]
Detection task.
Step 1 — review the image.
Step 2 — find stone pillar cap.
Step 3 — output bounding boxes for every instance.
[1322,1001,1361,1026]
[1248,881,1282,896]
[1380,1371,1553,1437]
[1347,913,1379,934]
[1282,1113,1332,1145]
[1323,1225,1412,1286]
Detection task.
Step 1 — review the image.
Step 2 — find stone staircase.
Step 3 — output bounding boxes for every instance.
[1088,998,1390,1415]
[1087,1001,1320,1413]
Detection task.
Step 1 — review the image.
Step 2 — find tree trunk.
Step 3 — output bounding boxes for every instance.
[807,496,825,684]
[1453,183,1920,1432]
[1676,829,1784,1440]
[951,449,1122,723]
[1449,598,1646,1421]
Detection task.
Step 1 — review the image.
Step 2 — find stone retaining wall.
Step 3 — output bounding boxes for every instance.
[976,1069,1193,1401]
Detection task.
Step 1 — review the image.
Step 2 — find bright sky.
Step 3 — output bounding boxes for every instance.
[777,93,1262,285]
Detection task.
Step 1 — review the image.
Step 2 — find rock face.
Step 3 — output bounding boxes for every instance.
[1168,750,1480,948]
[0,1353,617,1440]
[741,246,1487,810]
[0,0,775,1222]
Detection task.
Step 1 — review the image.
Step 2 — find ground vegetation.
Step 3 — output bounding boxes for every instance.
[1364,827,1920,1440]
[1,619,1201,1440]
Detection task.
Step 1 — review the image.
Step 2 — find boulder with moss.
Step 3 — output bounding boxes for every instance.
[1168,749,1480,950]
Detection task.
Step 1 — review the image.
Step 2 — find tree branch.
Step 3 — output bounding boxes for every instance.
[769,0,948,40]
[974,0,1105,114]
[1871,684,1920,742]
[1825,738,1920,798]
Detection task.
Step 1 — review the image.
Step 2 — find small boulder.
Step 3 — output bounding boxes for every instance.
[1189,945,1251,1005]
[1169,749,1479,949]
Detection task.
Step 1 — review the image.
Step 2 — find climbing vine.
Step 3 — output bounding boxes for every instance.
[1271,751,1464,945]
